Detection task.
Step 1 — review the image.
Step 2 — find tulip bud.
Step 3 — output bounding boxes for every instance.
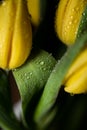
[55,0,87,94]
[55,0,87,45]
[0,0,32,69]
[63,48,87,94]
[27,0,46,27]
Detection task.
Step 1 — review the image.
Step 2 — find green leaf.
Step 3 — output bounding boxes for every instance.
[0,105,23,130]
[0,69,23,130]
[12,48,56,128]
[34,32,87,128]
[0,70,11,111]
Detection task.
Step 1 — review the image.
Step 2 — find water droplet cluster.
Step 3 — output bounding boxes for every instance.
[63,5,83,39]
[13,49,56,100]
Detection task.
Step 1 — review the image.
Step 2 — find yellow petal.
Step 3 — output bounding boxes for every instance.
[9,0,32,69]
[0,0,15,68]
[27,0,40,26]
[0,0,32,69]
[64,64,87,94]
[64,47,87,82]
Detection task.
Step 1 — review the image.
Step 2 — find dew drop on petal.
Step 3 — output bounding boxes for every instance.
[69,21,72,25]
[70,15,74,20]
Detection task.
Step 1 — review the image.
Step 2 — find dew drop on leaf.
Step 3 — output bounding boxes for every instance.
[26,76,29,79]
[43,68,46,71]
[40,61,44,65]
[30,72,32,75]
[82,12,86,16]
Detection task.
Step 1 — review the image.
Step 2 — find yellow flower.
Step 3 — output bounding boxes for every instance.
[55,0,87,45]
[63,47,87,94]
[0,0,32,69]
[27,0,46,27]
[27,0,40,26]
[55,0,87,93]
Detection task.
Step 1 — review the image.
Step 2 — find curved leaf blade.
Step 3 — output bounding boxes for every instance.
[34,32,87,127]
[0,70,23,130]
[12,48,56,128]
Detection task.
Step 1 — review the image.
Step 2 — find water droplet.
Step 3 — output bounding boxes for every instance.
[75,32,77,36]
[43,68,46,71]
[30,72,32,75]
[40,61,44,65]
[70,15,74,20]
[72,8,75,12]
[69,21,72,25]
[82,12,86,16]
[26,76,29,79]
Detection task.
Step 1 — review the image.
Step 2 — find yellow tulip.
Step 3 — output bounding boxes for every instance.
[0,0,32,69]
[27,0,46,27]
[55,0,87,93]
[27,0,40,26]
[63,48,87,94]
[55,0,87,45]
